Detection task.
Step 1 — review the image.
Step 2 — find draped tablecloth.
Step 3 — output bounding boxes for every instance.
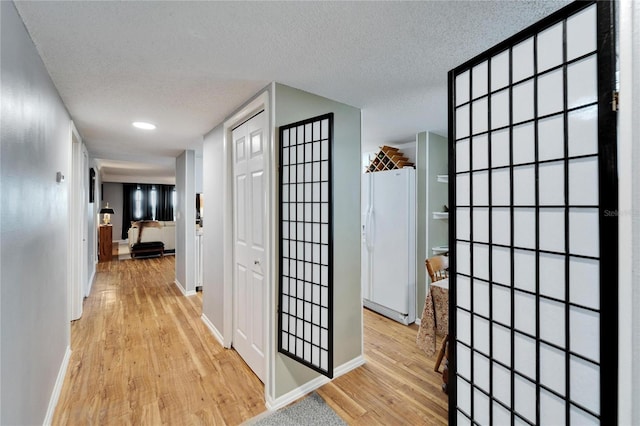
[416,279,449,356]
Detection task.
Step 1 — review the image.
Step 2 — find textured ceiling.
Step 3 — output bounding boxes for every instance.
[13,0,570,181]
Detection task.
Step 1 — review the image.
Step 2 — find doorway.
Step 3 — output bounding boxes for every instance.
[231,110,268,382]
[221,90,274,395]
[69,122,86,322]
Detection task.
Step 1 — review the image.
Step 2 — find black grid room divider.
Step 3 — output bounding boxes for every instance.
[448,1,617,425]
[278,113,334,378]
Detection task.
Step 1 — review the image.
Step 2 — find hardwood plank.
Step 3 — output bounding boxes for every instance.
[317,308,449,425]
[52,257,265,425]
[53,257,448,425]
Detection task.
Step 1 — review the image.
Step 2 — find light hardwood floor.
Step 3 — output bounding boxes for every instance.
[319,309,448,425]
[53,256,448,425]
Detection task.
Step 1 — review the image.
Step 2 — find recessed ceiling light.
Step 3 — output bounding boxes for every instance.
[132,121,156,130]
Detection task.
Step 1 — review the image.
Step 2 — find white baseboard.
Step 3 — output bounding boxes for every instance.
[334,355,366,377]
[43,346,72,425]
[265,355,366,411]
[174,279,186,295]
[174,279,196,296]
[85,268,96,298]
[201,314,225,346]
[265,374,330,411]
[414,317,421,326]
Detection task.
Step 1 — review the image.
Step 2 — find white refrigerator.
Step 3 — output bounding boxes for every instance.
[361,168,416,325]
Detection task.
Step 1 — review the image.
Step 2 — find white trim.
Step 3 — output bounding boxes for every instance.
[201,314,225,347]
[359,284,365,368]
[68,122,84,322]
[174,279,186,295]
[264,355,366,411]
[222,114,234,348]
[174,279,195,296]
[268,81,278,401]
[265,375,329,412]
[81,145,90,301]
[86,268,96,298]
[333,355,366,378]
[618,0,639,422]
[43,346,72,426]
[222,90,272,377]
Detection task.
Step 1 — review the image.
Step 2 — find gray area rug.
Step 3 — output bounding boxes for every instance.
[243,392,347,426]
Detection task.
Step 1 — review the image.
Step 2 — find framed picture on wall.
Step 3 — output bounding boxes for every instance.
[89,167,95,203]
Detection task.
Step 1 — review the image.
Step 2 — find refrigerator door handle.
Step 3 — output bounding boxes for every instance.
[362,209,369,248]
[364,172,374,252]
[366,208,374,251]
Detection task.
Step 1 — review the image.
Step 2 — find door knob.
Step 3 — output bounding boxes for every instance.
[254,259,261,265]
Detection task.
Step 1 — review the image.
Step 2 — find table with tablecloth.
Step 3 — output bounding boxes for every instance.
[416,278,449,356]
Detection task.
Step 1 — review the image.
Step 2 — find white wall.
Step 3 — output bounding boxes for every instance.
[0,2,71,423]
[390,140,417,164]
[195,152,203,194]
[175,150,196,295]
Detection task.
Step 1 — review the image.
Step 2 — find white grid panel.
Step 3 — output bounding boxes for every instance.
[278,114,333,377]
[452,3,605,424]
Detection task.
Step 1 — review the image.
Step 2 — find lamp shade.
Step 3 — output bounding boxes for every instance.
[100,207,115,214]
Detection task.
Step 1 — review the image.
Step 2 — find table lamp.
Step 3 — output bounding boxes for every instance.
[100,203,115,225]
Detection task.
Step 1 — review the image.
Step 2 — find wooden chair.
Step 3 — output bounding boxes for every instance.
[425,255,449,374]
[425,255,448,283]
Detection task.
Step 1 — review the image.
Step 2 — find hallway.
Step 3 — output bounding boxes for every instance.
[53,256,448,425]
[53,257,265,425]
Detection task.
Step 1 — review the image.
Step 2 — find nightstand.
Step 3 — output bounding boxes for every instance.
[99,225,113,262]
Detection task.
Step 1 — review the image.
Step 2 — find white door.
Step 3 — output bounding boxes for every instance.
[232,111,267,382]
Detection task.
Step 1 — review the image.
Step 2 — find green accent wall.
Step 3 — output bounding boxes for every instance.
[274,83,362,398]
[416,131,448,317]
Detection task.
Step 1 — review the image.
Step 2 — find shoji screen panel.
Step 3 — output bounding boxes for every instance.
[448,2,617,425]
[278,113,334,378]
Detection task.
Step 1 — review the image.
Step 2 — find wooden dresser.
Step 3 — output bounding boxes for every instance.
[99,225,113,262]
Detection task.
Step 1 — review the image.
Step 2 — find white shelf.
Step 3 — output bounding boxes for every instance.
[433,211,449,220]
[437,174,448,183]
[432,246,449,255]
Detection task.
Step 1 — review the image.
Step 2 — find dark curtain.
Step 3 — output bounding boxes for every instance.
[122,183,176,239]
[121,183,137,240]
[159,185,175,221]
[195,193,202,225]
[139,184,151,220]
